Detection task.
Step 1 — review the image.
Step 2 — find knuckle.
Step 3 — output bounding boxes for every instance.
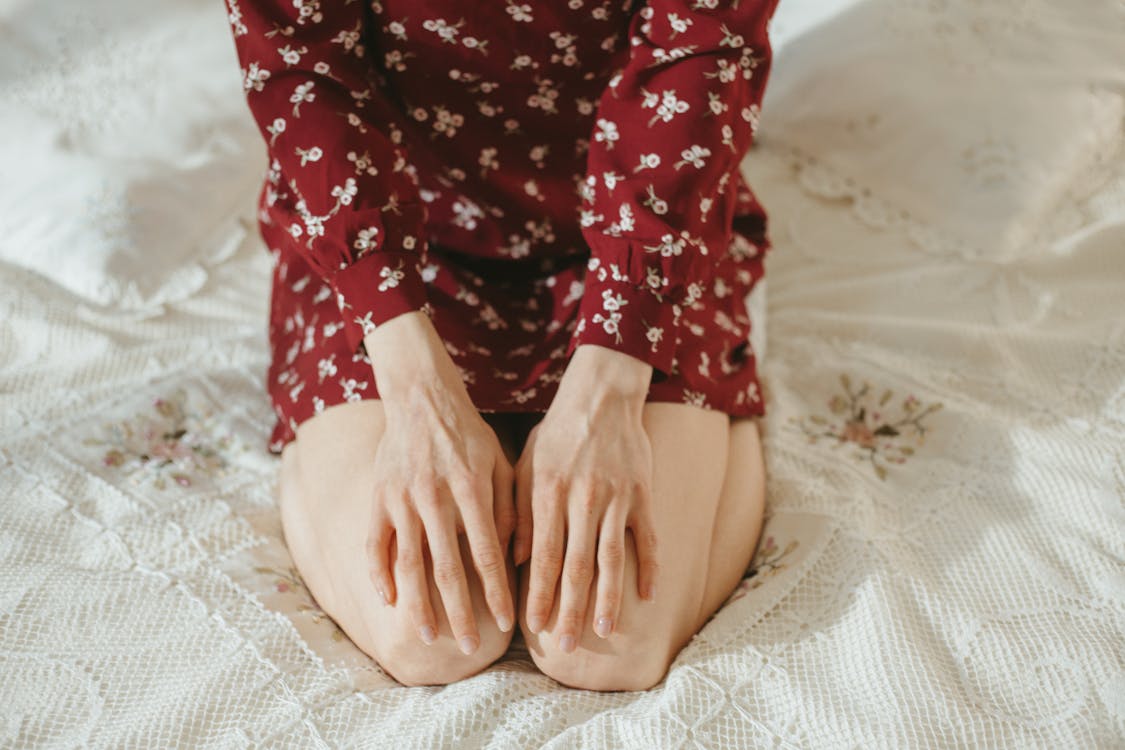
[531,563,559,584]
[533,469,565,493]
[617,474,643,499]
[396,549,423,573]
[600,475,625,495]
[411,489,441,513]
[577,490,599,513]
[535,544,564,570]
[432,558,464,588]
[527,566,556,592]
[599,538,626,566]
[556,608,583,629]
[530,491,557,514]
[453,476,488,508]
[564,556,594,585]
[382,485,408,508]
[475,548,505,577]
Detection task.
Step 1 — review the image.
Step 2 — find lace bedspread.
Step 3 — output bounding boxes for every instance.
[2,0,1123,746]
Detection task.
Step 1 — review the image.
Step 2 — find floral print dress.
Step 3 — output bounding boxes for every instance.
[225,0,780,454]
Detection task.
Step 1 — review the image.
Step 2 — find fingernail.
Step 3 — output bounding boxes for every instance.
[497,614,513,633]
[526,614,543,633]
[459,635,479,655]
[595,616,613,638]
[419,625,436,645]
[559,634,576,653]
[645,582,656,601]
[376,587,388,605]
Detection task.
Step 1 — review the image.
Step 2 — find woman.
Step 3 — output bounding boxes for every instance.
[227,0,778,689]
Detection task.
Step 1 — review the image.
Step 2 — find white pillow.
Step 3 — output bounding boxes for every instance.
[0,0,266,309]
[758,0,1125,256]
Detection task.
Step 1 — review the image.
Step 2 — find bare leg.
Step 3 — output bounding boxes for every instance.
[276,400,522,686]
[698,415,768,621]
[520,403,767,691]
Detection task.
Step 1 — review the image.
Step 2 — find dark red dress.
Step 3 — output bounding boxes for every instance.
[225,0,780,454]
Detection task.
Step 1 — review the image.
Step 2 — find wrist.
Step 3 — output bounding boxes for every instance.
[363,310,464,399]
[561,344,653,401]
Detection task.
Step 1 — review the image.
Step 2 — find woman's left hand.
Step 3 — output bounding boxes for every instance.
[513,344,659,651]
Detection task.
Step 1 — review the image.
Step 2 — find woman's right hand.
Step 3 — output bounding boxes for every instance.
[362,311,516,655]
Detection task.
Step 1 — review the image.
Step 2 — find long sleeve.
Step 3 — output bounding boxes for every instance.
[226,0,429,355]
[566,0,779,379]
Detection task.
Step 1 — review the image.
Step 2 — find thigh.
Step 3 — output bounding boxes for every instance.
[518,401,736,689]
[698,415,767,623]
[639,402,735,641]
[631,408,765,636]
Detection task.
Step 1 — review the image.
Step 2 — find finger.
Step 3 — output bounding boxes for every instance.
[524,474,566,634]
[555,483,600,653]
[512,456,534,567]
[493,457,516,559]
[452,472,514,634]
[629,483,660,602]
[593,501,629,638]
[415,486,479,655]
[391,503,438,646]
[365,500,396,606]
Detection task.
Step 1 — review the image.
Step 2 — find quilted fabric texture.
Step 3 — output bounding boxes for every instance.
[1,0,1123,747]
[0,0,264,308]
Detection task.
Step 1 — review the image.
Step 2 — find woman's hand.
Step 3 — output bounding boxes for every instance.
[513,344,659,651]
[362,311,516,655]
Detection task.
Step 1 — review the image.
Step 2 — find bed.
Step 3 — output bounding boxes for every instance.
[1,0,1123,746]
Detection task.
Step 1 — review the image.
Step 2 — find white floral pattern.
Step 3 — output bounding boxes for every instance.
[226,0,778,453]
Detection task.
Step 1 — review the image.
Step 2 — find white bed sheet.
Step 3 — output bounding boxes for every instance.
[1,0,1123,747]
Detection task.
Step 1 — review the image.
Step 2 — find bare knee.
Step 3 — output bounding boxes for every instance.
[377,617,513,687]
[529,627,679,692]
[376,551,520,686]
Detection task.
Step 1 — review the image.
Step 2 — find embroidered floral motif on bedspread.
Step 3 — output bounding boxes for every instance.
[81,388,240,490]
[792,374,943,480]
[255,564,346,642]
[727,532,800,604]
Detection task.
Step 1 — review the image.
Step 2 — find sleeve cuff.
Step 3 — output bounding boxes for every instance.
[329,248,429,355]
[566,271,681,380]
